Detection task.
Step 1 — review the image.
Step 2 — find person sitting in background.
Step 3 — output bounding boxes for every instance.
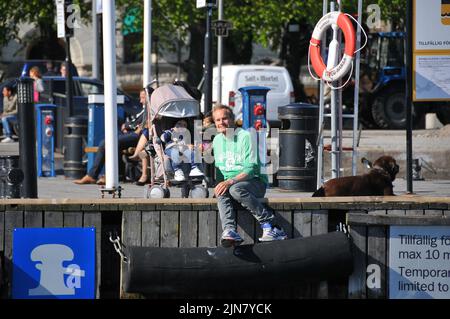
[60,63,67,77]
[201,111,214,154]
[74,89,149,185]
[44,61,58,76]
[29,66,44,103]
[1,85,18,143]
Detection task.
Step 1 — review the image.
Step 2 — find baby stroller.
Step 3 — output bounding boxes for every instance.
[144,84,209,199]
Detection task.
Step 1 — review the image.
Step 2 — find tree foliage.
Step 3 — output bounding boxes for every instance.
[0,0,90,54]
[0,0,410,51]
[0,0,408,67]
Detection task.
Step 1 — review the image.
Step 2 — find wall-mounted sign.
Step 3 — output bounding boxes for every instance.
[389,226,450,299]
[12,227,96,299]
[413,0,450,101]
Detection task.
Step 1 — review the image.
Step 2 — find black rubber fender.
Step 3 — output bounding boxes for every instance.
[123,231,353,295]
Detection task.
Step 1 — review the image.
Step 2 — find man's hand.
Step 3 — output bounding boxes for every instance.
[214,180,233,197]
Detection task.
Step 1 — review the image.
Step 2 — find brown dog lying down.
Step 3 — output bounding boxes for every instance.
[312,155,399,197]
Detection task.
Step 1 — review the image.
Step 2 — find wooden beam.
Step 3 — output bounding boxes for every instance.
[347,213,450,226]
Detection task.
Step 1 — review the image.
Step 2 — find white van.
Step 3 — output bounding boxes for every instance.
[203,65,295,122]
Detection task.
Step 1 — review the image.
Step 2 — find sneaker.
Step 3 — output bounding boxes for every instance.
[220,229,244,248]
[258,223,288,242]
[189,166,204,177]
[1,137,14,143]
[174,169,186,181]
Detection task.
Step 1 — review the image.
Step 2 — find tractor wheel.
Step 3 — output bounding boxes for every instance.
[359,97,379,129]
[371,91,422,129]
[372,92,406,129]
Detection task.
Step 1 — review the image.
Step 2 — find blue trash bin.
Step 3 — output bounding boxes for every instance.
[87,94,125,173]
[35,104,58,177]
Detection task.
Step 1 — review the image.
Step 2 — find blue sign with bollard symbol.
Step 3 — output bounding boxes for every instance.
[12,227,96,299]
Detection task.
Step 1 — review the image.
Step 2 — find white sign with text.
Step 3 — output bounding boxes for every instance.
[389,226,450,299]
[415,0,450,51]
[415,55,450,100]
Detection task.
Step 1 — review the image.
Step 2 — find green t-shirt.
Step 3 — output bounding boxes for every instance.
[213,128,268,184]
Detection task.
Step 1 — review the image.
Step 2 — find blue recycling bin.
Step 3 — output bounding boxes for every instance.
[239,86,270,178]
[239,86,270,131]
[87,95,125,173]
[35,104,58,177]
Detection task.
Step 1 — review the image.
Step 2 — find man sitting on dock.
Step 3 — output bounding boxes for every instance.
[212,104,287,247]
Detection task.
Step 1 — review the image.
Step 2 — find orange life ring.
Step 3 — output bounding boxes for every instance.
[309,12,356,82]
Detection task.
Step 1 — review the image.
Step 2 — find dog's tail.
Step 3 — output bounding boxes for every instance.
[312,187,325,197]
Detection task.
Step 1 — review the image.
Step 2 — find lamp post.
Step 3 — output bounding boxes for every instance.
[143,0,152,87]
[197,0,216,187]
[64,0,74,117]
[17,78,37,198]
[197,0,216,115]
[102,0,120,195]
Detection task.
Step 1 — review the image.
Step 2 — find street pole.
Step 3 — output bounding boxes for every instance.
[329,1,340,178]
[217,0,223,104]
[317,0,328,188]
[198,0,216,187]
[96,0,103,80]
[154,36,159,85]
[92,0,100,79]
[143,0,152,88]
[406,0,413,193]
[65,34,74,117]
[204,3,214,115]
[102,0,120,193]
[176,29,181,80]
[352,0,363,176]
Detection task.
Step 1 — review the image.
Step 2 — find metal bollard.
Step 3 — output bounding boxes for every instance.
[63,115,88,179]
[17,77,38,198]
[0,155,24,198]
[412,158,424,181]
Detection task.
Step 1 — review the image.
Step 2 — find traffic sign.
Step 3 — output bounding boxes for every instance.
[56,0,75,38]
[56,0,66,38]
[212,20,233,37]
[196,0,217,8]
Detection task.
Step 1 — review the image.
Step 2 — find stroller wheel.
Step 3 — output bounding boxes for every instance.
[146,185,170,198]
[190,185,209,198]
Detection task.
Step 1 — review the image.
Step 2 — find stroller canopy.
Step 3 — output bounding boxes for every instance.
[150,84,200,119]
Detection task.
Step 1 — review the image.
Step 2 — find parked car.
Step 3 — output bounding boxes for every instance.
[0,76,140,114]
[0,60,78,82]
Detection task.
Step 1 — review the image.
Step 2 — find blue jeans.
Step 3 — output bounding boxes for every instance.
[165,146,200,171]
[1,115,16,137]
[217,177,273,231]
[88,132,139,179]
